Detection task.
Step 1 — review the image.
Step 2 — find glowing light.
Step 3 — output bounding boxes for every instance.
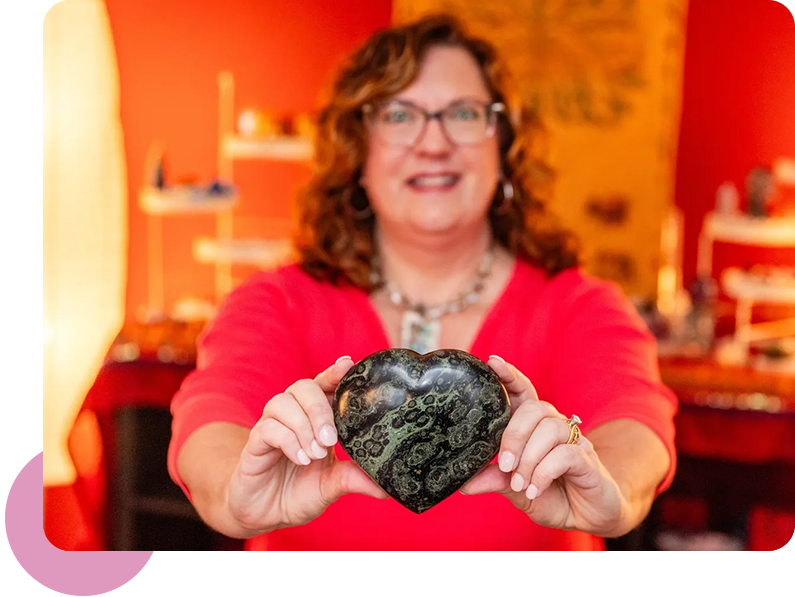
[43,0,127,485]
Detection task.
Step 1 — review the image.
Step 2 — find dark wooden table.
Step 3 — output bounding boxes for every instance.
[646,356,795,550]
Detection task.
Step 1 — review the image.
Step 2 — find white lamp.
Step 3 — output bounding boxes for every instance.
[43,0,127,486]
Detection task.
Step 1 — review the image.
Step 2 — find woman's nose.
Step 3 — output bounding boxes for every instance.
[414,117,454,154]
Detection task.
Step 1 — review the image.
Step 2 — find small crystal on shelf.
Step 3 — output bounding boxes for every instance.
[746,166,775,217]
[206,179,235,196]
[237,108,279,138]
[237,109,257,136]
[153,157,166,189]
[715,181,739,214]
[689,275,718,307]
[683,276,716,351]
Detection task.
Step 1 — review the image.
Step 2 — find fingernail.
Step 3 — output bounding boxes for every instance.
[310,439,328,459]
[526,484,539,500]
[510,473,524,493]
[320,424,338,447]
[489,354,506,364]
[498,451,515,472]
[335,355,353,366]
[297,449,311,465]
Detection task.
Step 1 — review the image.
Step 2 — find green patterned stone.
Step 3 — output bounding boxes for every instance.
[333,348,511,514]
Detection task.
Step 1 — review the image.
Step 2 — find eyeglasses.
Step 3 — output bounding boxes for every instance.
[362,99,505,147]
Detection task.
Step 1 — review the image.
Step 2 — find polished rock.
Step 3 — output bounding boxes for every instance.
[333,348,511,514]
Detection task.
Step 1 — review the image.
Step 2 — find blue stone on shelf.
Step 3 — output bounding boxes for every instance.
[206,180,234,195]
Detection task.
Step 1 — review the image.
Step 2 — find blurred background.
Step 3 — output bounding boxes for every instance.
[43,0,795,551]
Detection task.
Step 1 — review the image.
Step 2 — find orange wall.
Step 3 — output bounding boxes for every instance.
[675,0,795,289]
[105,0,393,319]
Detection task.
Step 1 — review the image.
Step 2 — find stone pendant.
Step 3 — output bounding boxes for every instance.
[400,310,441,355]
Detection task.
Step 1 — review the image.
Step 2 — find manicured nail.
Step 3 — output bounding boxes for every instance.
[335,355,353,366]
[489,354,506,364]
[498,451,515,472]
[297,449,311,465]
[526,484,539,500]
[510,473,525,493]
[320,424,338,447]
[310,439,328,459]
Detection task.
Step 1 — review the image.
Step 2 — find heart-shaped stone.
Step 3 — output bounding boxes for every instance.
[333,348,511,514]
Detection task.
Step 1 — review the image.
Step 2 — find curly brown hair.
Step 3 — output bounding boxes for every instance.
[294,13,581,290]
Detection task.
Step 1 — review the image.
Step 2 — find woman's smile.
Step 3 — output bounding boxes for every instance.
[405,171,462,194]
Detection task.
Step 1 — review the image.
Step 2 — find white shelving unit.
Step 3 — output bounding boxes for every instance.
[193,237,293,268]
[139,71,311,317]
[139,184,238,318]
[698,213,795,271]
[139,186,238,215]
[697,211,795,365]
[202,70,311,301]
[222,135,313,161]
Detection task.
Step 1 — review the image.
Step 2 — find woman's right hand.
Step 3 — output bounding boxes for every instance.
[225,356,388,536]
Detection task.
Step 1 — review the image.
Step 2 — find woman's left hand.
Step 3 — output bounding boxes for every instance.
[459,355,627,536]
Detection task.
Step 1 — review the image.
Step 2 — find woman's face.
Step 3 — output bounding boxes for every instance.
[360,45,501,237]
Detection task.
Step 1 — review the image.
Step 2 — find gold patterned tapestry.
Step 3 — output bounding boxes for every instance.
[394,0,689,298]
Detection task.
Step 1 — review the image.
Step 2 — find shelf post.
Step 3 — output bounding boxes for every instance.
[146,214,164,318]
[734,297,753,362]
[215,71,235,302]
[217,71,234,181]
[696,216,714,280]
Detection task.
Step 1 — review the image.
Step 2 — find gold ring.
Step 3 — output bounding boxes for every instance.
[565,414,582,445]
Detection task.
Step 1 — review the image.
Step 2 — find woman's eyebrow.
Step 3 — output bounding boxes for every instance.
[382,96,491,109]
[382,97,423,107]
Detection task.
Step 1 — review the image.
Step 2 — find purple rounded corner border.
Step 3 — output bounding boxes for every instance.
[0,452,243,597]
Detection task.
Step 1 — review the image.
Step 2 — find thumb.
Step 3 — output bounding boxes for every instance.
[323,459,389,503]
[459,463,510,496]
[315,355,355,396]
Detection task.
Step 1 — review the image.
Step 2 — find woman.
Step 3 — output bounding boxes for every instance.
[167,14,677,550]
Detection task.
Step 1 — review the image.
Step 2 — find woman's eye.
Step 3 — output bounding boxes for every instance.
[451,107,479,120]
[384,109,413,123]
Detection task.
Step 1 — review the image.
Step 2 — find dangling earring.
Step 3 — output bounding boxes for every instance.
[342,183,373,220]
[502,179,514,201]
[496,178,514,214]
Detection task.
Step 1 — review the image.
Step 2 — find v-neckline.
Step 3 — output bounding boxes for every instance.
[359,257,524,356]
